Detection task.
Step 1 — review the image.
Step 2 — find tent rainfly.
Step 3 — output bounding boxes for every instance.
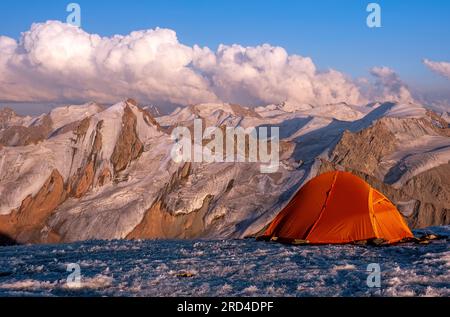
[260,171,414,244]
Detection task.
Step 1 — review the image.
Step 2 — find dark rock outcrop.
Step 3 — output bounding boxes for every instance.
[0,114,52,146]
[0,169,65,244]
[110,105,144,173]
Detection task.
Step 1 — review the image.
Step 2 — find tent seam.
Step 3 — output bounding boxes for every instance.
[305,171,339,240]
[368,187,381,238]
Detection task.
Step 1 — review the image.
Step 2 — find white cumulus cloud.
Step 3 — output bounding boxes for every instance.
[369,66,414,103]
[192,43,365,106]
[423,59,450,80]
[0,21,217,105]
[0,20,422,108]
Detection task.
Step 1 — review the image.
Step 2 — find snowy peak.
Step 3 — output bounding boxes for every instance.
[0,99,165,214]
[441,112,450,123]
[190,103,260,118]
[157,102,261,128]
[255,102,370,121]
[383,102,428,119]
[0,107,18,127]
[142,104,163,117]
[281,101,314,113]
[300,103,369,121]
[255,101,432,123]
[0,107,33,129]
[49,102,104,132]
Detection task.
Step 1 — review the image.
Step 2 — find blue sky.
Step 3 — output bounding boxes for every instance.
[0,0,449,108]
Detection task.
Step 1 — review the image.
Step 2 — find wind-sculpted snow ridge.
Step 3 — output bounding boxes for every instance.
[0,100,449,245]
[0,226,448,296]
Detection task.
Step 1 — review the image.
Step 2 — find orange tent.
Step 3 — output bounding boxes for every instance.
[261,171,413,244]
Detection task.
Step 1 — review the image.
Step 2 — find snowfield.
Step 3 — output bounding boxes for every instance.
[0,226,448,297]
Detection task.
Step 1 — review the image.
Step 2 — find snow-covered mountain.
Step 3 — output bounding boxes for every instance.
[0,99,449,245]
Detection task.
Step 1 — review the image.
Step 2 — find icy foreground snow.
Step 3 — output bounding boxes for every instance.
[0,226,448,297]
